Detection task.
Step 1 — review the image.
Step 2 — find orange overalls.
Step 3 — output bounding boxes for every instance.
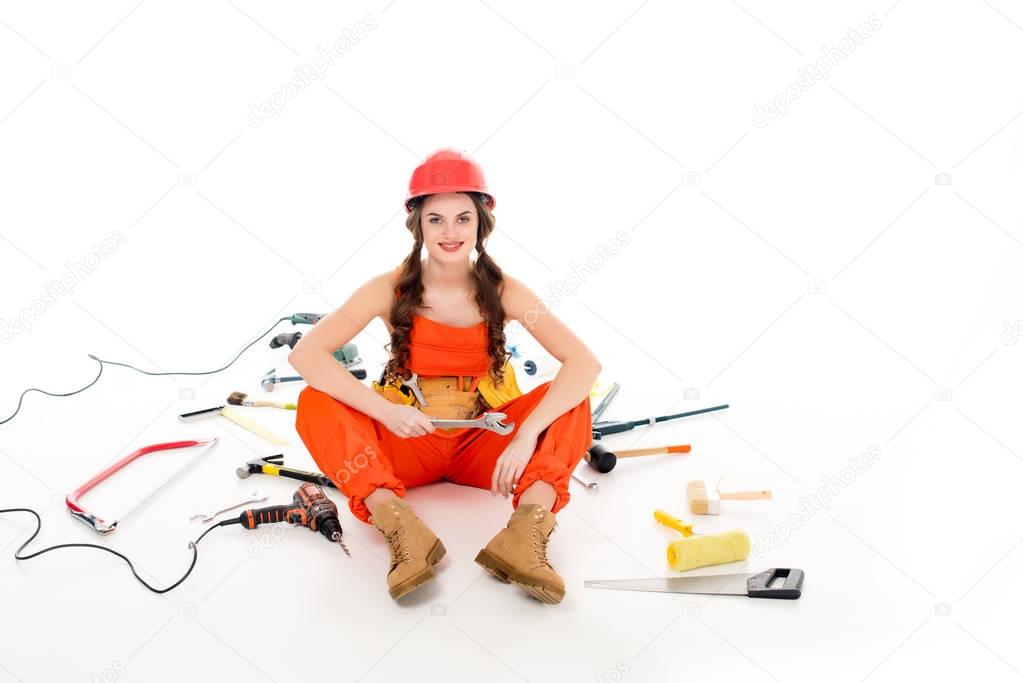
[294,314,593,524]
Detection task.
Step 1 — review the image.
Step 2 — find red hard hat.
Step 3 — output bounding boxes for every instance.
[405,149,496,213]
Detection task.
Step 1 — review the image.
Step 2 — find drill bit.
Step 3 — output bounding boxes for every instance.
[332,531,351,557]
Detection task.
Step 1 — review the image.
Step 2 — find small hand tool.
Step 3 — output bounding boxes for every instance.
[178,404,289,445]
[585,567,804,599]
[571,471,599,490]
[403,371,429,406]
[190,491,269,523]
[262,366,366,392]
[590,382,620,422]
[431,411,515,435]
[592,404,729,439]
[236,454,337,488]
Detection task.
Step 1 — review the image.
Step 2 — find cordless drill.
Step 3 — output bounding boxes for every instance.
[223,483,350,557]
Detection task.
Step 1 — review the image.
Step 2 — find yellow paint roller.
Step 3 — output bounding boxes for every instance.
[654,509,750,572]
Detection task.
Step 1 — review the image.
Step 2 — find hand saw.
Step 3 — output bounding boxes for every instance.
[67,438,219,534]
[585,567,804,600]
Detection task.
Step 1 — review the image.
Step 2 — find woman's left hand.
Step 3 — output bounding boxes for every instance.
[491,431,539,497]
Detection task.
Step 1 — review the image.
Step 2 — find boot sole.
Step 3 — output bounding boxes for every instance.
[474,549,565,605]
[389,539,447,600]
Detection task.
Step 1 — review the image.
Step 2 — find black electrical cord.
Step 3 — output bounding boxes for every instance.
[0,316,291,425]
[0,508,230,594]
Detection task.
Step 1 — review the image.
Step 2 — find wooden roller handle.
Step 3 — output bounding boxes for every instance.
[720,490,772,500]
[615,445,691,458]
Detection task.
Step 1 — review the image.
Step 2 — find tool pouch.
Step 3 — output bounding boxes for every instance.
[414,376,482,421]
[370,375,482,420]
[370,379,416,406]
[476,361,523,410]
[370,360,525,416]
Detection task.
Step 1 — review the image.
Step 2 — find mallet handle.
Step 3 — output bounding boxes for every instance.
[616,445,691,458]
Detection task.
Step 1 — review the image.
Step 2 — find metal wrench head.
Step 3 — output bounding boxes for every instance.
[404,371,428,406]
[192,491,269,523]
[478,412,514,435]
[431,412,514,435]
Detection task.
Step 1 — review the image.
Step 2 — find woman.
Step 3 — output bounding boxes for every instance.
[290,149,600,605]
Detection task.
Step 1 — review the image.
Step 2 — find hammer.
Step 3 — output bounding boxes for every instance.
[236,454,337,489]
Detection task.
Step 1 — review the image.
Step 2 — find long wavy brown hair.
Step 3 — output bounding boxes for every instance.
[383,191,511,387]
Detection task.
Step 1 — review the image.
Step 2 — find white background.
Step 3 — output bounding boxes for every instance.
[1,1,1021,682]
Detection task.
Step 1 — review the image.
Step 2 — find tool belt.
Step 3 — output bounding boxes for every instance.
[370,375,481,420]
[415,376,484,420]
[371,362,524,419]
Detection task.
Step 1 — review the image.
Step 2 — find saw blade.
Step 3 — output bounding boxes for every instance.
[585,572,750,596]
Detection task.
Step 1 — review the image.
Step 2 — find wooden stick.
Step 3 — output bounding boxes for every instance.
[720,490,772,500]
[615,445,691,458]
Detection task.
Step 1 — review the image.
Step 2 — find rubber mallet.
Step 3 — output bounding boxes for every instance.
[584,443,691,473]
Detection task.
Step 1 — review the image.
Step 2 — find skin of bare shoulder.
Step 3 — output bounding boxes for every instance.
[498,273,530,324]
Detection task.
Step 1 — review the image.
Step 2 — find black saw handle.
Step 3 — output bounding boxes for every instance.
[747,568,804,600]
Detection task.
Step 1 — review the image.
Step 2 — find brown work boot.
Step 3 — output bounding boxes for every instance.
[370,498,446,600]
[474,503,565,604]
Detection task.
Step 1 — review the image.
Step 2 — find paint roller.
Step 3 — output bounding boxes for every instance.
[654,509,751,572]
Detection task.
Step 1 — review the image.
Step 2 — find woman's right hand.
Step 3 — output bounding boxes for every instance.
[378,403,437,438]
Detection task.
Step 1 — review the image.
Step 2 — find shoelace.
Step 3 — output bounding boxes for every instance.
[383,520,412,568]
[530,518,557,570]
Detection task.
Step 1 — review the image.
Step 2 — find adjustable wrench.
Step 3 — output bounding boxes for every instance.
[191,491,269,523]
[431,412,515,436]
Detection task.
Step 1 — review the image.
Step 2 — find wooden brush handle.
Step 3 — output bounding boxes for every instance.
[250,400,292,410]
[720,490,772,500]
[616,445,691,458]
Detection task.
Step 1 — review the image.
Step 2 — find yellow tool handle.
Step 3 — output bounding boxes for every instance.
[653,509,695,537]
